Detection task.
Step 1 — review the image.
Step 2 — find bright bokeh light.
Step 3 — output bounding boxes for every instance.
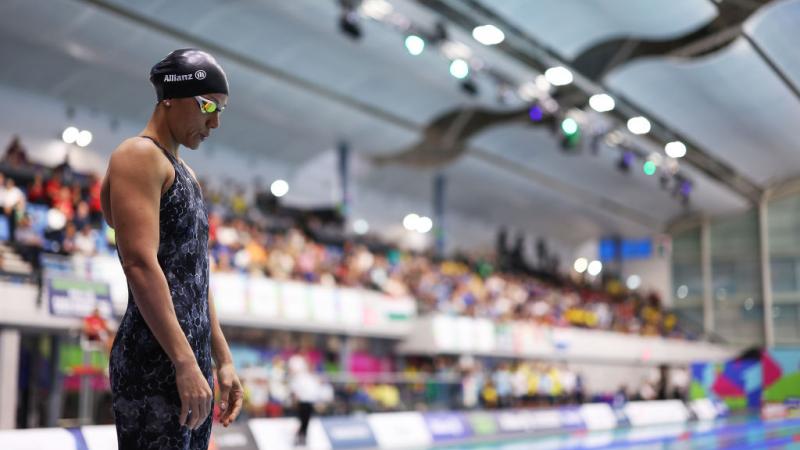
[587,260,603,276]
[626,275,641,290]
[416,216,433,233]
[545,66,573,86]
[404,35,425,55]
[353,219,369,235]
[561,118,579,135]
[76,130,92,147]
[472,24,505,45]
[627,116,651,135]
[403,213,420,231]
[449,59,469,79]
[270,179,289,197]
[589,94,615,112]
[665,141,687,158]
[62,127,79,144]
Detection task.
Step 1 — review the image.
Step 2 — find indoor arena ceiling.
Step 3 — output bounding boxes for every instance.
[1,0,799,245]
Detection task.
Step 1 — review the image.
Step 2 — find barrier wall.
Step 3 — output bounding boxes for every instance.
[35,256,419,339]
[0,400,728,450]
[399,315,739,365]
[1,277,737,366]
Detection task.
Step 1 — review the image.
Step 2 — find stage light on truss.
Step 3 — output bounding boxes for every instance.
[461,79,479,96]
[449,59,469,79]
[545,66,573,86]
[561,118,579,136]
[528,105,544,122]
[472,24,505,45]
[665,141,687,158]
[627,116,651,135]
[339,9,362,40]
[618,151,634,172]
[589,94,615,112]
[360,0,393,19]
[404,35,425,55]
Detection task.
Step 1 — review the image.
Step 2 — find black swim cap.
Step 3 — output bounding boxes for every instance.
[149,49,229,101]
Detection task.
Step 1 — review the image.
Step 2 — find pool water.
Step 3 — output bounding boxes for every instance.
[435,417,800,450]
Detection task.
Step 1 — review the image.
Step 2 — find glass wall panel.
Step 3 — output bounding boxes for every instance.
[709,210,764,346]
[768,194,800,345]
[671,226,704,335]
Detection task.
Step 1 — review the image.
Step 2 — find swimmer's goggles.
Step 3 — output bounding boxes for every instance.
[195,95,225,114]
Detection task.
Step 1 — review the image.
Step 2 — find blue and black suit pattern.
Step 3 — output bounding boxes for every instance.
[109,137,213,450]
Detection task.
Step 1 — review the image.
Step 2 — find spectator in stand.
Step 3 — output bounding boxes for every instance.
[82,306,110,343]
[27,172,47,205]
[61,222,78,254]
[230,187,248,218]
[87,174,103,224]
[10,215,42,274]
[73,201,92,231]
[44,172,62,204]
[70,181,83,207]
[288,355,320,447]
[613,385,629,408]
[480,379,499,409]
[493,362,513,408]
[1,175,26,241]
[1,136,29,167]
[53,186,74,221]
[74,223,98,256]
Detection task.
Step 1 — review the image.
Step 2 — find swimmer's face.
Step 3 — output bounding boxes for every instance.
[165,93,227,150]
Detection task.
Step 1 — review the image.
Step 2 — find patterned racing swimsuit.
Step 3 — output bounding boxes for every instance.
[109,136,213,450]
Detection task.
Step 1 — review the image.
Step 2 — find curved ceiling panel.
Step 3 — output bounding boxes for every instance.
[744,0,800,94]
[474,0,717,60]
[606,37,800,186]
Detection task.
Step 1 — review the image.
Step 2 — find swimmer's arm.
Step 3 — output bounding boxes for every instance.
[100,165,113,227]
[209,289,243,426]
[208,290,233,366]
[108,141,197,368]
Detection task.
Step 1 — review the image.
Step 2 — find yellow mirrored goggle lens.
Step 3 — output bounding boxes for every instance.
[201,101,217,113]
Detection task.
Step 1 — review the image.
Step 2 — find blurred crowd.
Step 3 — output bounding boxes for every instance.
[0,137,108,266]
[226,336,689,419]
[225,333,595,418]
[203,180,682,338]
[1,136,682,338]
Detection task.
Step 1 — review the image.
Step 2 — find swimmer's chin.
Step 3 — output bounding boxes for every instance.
[184,138,202,150]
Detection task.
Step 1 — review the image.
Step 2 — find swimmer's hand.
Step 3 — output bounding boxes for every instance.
[217,363,243,427]
[176,360,213,430]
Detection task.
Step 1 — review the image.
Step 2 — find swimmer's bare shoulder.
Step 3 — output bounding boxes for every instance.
[101,137,176,228]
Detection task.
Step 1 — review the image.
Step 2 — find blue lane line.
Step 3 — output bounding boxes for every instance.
[552,418,800,450]
[67,427,89,450]
[719,434,800,450]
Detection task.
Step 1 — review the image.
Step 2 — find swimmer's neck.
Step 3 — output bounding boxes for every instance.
[141,112,180,160]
